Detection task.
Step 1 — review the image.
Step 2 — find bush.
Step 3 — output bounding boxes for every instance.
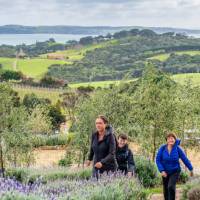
[1,173,147,200]
[187,185,200,200]
[181,177,200,200]
[0,192,41,200]
[135,156,161,188]
[5,168,29,182]
[5,167,92,183]
[68,176,148,200]
[32,134,69,147]
[178,171,189,184]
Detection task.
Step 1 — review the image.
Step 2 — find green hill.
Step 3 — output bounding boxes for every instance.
[2,29,200,84]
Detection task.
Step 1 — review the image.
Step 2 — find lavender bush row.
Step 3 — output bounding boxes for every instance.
[0,172,147,200]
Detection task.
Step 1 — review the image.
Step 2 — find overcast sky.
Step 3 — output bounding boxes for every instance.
[0,0,200,29]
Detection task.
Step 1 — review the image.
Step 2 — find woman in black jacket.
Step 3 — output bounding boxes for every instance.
[86,115,117,177]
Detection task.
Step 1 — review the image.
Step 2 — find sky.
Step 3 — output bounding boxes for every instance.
[0,0,200,29]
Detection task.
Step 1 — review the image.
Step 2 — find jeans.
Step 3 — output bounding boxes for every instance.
[162,171,180,200]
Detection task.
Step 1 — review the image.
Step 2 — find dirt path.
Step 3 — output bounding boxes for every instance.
[150,188,182,200]
[13,59,18,71]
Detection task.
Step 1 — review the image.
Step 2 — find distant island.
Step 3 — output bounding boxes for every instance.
[1,24,200,35]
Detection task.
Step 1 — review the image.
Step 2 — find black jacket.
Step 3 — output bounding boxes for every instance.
[116,144,135,174]
[88,125,117,173]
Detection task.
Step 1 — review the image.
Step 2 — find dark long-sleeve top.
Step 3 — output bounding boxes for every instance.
[88,125,117,172]
[116,144,135,173]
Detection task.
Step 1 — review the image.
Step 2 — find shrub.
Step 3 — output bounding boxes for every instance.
[32,134,69,147]
[5,168,29,182]
[178,171,189,184]
[5,167,92,183]
[0,174,147,200]
[58,146,78,167]
[0,192,41,200]
[187,186,200,200]
[181,177,200,200]
[135,156,161,188]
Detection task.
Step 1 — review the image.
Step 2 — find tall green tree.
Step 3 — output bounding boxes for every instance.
[75,87,132,165]
[0,83,16,176]
[130,65,178,160]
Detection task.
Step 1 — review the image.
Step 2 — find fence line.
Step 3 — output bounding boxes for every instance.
[12,83,64,93]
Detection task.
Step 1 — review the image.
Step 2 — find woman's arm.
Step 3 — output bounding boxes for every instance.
[127,149,135,172]
[88,134,94,161]
[178,147,193,171]
[156,145,165,173]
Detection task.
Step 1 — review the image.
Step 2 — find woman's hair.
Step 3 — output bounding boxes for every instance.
[97,115,109,124]
[165,132,177,141]
[118,133,128,140]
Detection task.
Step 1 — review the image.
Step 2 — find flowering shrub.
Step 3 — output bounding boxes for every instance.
[0,172,147,200]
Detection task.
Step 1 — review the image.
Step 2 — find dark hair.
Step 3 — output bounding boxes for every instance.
[97,115,109,124]
[165,132,177,141]
[118,133,128,140]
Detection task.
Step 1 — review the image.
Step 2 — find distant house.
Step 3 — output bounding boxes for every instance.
[15,48,26,59]
[47,54,66,60]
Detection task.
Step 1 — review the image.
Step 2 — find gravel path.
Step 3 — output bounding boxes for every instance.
[150,188,182,200]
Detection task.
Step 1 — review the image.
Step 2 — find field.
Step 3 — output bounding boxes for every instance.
[70,73,200,88]
[11,73,200,104]
[13,85,62,104]
[172,73,200,86]
[149,50,200,61]
[0,57,70,79]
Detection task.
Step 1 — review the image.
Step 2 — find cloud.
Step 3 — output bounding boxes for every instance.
[0,0,199,29]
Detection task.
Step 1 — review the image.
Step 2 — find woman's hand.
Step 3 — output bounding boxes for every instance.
[95,162,103,169]
[190,171,194,177]
[161,171,167,178]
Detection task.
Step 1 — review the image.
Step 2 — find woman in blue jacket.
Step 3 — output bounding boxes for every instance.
[156,133,193,200]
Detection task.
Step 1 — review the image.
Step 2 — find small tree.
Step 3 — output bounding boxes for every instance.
[130,65,178,160]
[4,107,34,167]
[75,88,132,165]
[61,89,80,122]
[26,105,52,135]
[0,83,16,176]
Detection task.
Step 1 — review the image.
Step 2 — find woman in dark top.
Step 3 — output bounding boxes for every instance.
[86,115,117,177]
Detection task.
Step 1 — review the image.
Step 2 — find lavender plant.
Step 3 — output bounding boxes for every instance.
[0,172,147,200]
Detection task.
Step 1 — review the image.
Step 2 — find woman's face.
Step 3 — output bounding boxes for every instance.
[167,136,176,146]
[95,118,106,132]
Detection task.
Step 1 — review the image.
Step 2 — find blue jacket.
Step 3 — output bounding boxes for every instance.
[156,139,193,174]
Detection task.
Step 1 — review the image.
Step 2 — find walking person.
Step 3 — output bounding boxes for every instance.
[86,115,118,178]
[156,132,194,200]
[116,133,135,177]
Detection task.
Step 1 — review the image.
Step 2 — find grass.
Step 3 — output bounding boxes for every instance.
[70,73,200,88]
[149,50,200,61]
[172,73,200,86]
[0,57,16,70]
[0,57,71,79]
